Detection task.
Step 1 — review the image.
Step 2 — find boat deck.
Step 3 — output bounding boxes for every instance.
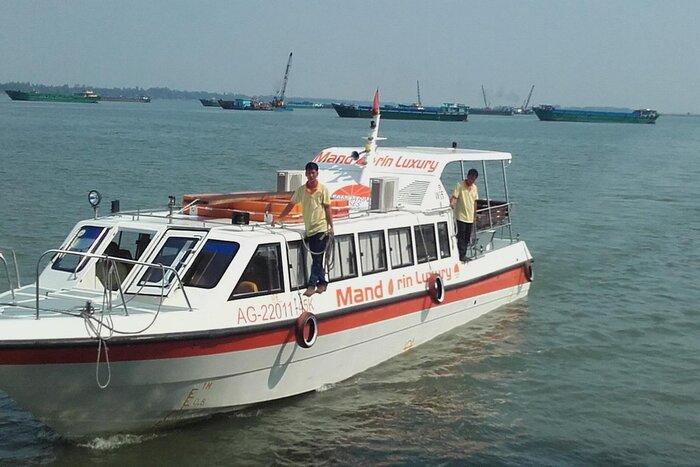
[0,284,189,320]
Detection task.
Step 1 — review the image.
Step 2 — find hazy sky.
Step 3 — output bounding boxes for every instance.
[2,0,699,113]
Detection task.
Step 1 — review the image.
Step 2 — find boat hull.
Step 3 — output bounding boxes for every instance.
[0,253,530,439]
[199,98,221,107]
[5,90,100,103]
[100,96,151,103]
[533,106,659,123]
[333,104,468,121]
[469,107,514,116]
[219,99,289,111]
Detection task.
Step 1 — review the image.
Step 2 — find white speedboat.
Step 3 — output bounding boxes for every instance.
[0,92,533,439]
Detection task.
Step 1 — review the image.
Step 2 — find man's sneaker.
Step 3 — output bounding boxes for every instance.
[303,286,316,297]
[316,284,327,294]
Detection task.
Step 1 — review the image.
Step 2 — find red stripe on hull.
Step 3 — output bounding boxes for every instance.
[0,264,530,365]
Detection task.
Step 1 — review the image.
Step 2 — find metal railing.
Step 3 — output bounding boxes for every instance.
[0,248,21,303]
[475,201,513,238]
[34,249,193,320]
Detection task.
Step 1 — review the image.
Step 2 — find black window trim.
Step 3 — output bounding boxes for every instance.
[388,226,415,270]
[414,223,439,264]
[229,242,285,300]
[437,221,451,259]
[358,229,388,276]
[183,239,241,290]
[329,233,359,283]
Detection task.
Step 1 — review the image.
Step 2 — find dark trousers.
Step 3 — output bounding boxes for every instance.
[307,232,328,287]
[457,221,474,259]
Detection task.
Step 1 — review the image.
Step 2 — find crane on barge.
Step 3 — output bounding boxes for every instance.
[516,85,535,114]
[481,84,490,109]
[271,52,293,109]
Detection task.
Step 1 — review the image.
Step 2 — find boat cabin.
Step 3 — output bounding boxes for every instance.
[0,143,521,324]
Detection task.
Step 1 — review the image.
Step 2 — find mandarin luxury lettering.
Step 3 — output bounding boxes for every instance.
[415,267,453,284]
[313,151,358,165]
[394,156,439,173]
[313,151,439,173]
[374,155,395,168]
[336,282,385,306]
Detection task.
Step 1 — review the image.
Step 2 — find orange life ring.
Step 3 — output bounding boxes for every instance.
[294,311,318,348]
[427,273,445,304]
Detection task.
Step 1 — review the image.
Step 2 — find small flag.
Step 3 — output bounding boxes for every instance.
[372,89,379,115]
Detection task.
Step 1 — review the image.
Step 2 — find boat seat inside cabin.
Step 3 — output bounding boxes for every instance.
[96,242,134,291]
[233,281,258,295]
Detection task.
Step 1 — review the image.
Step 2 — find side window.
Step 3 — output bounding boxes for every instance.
[329,234,358,282]
[414,224,438,264]
[139,237,199,287]
[183,240,240,289]
[53,226,108,273]
[287,240,308,290]
[230,244,284,299]
[358,230,387,275]
[388,227,414,269]
[437,221,451,259]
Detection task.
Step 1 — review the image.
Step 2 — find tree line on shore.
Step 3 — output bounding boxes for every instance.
[1,81,247,100]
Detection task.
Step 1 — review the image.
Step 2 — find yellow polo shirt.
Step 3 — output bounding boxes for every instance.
[452,181,479,223]
[292,182,331,236]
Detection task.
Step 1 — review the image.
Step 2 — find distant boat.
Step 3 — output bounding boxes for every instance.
[101,96,151,103]
[287,101,325,109]
[218,98,274,111]
[333,102,469,121]
[533,105,660,124]
[5,89,100,103]
[220,52,294,112]
[199,98,220,107]
[473,85,514,116]
[469,106,515,116]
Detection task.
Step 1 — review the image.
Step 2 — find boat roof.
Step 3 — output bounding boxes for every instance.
[315,146,511,176]
[310,145,511,211]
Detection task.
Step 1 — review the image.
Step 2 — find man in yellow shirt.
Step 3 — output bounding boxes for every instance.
[450,168,479,262]
[277,162,334,296]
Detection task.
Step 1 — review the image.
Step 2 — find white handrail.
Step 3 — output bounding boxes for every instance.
[34,249,193,319]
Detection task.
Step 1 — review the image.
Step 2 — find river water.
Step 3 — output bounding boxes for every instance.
[1,98,698,465]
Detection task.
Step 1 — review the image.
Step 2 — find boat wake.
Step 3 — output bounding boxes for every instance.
[77,433,160,450]
[315,383,336,393]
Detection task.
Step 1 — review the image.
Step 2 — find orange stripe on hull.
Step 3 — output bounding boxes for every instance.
[0,264,530,365]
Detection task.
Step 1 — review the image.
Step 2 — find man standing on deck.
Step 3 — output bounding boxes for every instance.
[276,162,334,296]
[450,168,479,262]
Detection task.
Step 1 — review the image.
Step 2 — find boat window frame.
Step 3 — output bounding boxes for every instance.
[414,224,438,264]
[110,229,156,263]
[287,239,309,291]
[358,230,388,276]
[229,242,285,300]
[96,228,157,291]
[437,221,451,259]
[126,229,207,296]
[329,233,358,282]
[52,225,110,274]
[388,227,414,269]
[183,239,241,289]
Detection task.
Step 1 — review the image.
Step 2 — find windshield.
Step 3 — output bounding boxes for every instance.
[139,236,200,287]
[52,226,106,273]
